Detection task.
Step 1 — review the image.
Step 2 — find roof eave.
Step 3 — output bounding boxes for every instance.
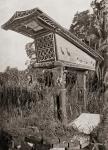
[1,8,104,62]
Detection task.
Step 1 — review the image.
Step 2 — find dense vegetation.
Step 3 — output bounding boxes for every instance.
[0,0,107,149]
[0,67,77,148]
[0,66,104,145]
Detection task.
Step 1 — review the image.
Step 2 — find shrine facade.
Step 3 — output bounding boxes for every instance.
[2,8,103,124]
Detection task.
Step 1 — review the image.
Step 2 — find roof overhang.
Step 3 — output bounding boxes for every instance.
[1,8,50,38]
[1,8,103,62]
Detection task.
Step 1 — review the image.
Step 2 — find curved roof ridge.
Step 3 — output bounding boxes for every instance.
[1,7,103,61]
[37,12,103,61]
[1,8,41,30]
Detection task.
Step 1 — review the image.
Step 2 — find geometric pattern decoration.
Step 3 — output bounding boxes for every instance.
[38,14,57,29]
[2,7,103,64]
[36,33,55,62]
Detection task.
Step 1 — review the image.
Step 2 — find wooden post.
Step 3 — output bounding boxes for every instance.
[60,88,67,125]
[84,71,89,111]
[84,71,87,111]
[60,67,67,125]
[77,71,87,113]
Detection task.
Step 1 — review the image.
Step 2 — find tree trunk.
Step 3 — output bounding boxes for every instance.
[102,48,108,149]
[99,1,108,149]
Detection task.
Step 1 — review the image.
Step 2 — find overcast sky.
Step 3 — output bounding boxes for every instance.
[0,0,93,72]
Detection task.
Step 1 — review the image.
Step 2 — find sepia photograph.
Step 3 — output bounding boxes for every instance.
[0,0,108,149]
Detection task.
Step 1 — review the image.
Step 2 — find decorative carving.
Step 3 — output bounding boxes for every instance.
[2,8,39,29]
[38,13,102,60]
[55,68,67,89]
[36,33,55,62]
[34,61,55,68]
[2,8,103,63]
[38,14,57,29]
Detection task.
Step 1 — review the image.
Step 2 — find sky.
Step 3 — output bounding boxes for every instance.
[0,0,93,72]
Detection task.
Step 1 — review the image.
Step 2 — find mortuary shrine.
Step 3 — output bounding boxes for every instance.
[2,8,103,125]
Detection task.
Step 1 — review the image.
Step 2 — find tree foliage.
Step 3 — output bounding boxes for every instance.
[70,0,105,51]
[25,41,36,67]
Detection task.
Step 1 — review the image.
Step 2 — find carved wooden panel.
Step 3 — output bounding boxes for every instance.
[55,34,96,70]
[35,33,55,63]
